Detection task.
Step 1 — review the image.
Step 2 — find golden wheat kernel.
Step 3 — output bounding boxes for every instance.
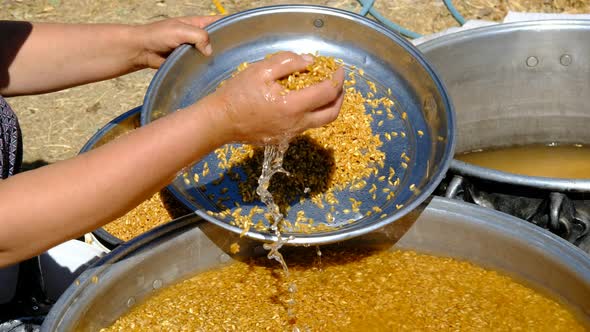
[394,178,400,186]
[372,206,382,213]
[369,184,377,194]
[401,112,408,120]
[377,120,384,127]
[358,68,365,76]
[437,135,445,141]
[229,242,240,255]
[343,209,351,214]
[409,184,416,191]
[396,204,404,210]
[378,176,386,182]
[382,188,391,193]
[183,178,190,185]
[401,132,406,138]
[384,133,391,141]
[417,130,424,137]
[380,214,388,218]
[401,162,408,169]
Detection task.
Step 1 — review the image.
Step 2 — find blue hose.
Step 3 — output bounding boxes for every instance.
[358,0,375,16]
[443,0,466,25]
[356,0,422,39]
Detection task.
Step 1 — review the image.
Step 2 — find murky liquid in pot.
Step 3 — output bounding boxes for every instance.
[102,248,587,331]
[456,144,590,179]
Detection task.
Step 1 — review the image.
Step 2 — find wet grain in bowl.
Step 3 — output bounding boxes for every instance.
[103,189,189,241]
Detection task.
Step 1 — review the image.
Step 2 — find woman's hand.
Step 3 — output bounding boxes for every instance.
[200,51,345,145]
[0,16,222,96]
[133,16,222,69]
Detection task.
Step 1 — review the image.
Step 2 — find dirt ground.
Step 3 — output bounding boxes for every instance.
[1,0,588,169]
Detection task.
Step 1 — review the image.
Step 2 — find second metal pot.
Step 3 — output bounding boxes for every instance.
[419,20,590,249]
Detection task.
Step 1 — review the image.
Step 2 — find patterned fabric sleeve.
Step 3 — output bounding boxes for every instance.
[0,95,23,179]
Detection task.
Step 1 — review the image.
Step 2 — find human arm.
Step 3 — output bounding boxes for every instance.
[0,52,345,267]
[0,16,220,96]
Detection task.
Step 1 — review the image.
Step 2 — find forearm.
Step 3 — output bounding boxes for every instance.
[0,21,143,96]
[0,97,227,266]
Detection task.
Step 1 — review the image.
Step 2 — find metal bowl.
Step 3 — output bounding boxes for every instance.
[140,5,455,245]
[418,21,590,247]
[79,107,143,249]
[41,197,590,331]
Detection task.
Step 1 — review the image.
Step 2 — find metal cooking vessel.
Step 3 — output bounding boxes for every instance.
[418,21,590,249]
[79,107,143,249]
[42,197,590,331]
[140,5,455,245]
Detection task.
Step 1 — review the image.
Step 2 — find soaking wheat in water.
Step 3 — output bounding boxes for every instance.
[457,144,590,179]
[102,248,586,331]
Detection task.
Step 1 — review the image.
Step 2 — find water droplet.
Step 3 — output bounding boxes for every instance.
[153,279,163,290]
[219,253,231,263]
[127,297,136,307]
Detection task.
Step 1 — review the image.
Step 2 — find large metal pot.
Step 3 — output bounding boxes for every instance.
[418,21,590,249]
[42,197,590,331]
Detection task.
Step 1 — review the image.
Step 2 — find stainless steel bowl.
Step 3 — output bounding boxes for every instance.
[141,5,455,245]
[41,197,590,331]
[79,107,143,249]
[418,21,590,247]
